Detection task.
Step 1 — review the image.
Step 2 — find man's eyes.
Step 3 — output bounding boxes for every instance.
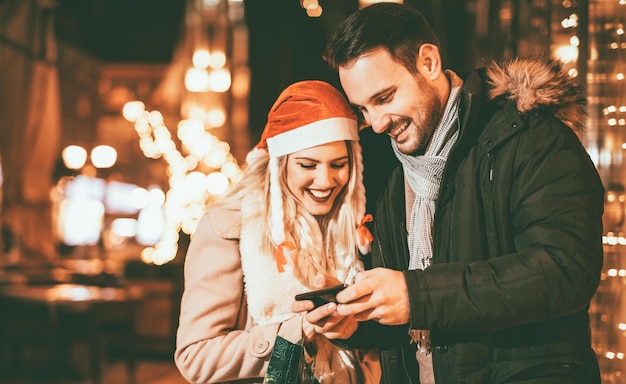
[352,106,365,117]
[352,93,392,116]
[376,93,392,104]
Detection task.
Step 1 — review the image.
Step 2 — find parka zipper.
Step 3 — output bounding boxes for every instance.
[374,219,407,269]
[485,150,503,255]
[373,220,387,268]
[400,345,416,384]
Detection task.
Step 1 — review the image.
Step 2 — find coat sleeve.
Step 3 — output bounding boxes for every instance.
[405,114,605,332]
[174,207,303,383]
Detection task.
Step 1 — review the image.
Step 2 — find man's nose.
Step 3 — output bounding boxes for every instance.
[364,109,386,134]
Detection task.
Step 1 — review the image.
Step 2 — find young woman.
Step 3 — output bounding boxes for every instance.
[174,80,380,383]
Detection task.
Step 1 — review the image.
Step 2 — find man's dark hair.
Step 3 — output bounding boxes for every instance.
[323,3,440,76]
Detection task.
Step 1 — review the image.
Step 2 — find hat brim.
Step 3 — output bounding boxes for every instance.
[266,117,358,158]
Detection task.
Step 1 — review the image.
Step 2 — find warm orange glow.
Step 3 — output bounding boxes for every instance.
[91,145,117,169]
[208,68,231,92]
[122,101,145,122]
[306,5,323,17]
[185,67,211,92]
[209,52,226,69]
[192,49,211,69]
[62,145,88,169]
[206,109,226,127]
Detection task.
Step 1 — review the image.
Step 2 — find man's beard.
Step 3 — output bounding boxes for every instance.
[400,73,444,156]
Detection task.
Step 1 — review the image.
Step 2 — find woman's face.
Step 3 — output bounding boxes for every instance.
[286,141,350,216]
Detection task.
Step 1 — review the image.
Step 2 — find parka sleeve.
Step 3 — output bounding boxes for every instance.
[174,207,303,383]
[405,114,605,332]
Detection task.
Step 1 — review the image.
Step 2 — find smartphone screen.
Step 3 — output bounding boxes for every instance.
[294,284,348,308]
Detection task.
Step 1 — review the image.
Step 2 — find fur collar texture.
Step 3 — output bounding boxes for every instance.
[239,192,305,326]
[486,58,586,134]
[238,191,357,326]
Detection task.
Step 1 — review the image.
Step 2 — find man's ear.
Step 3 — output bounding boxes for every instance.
[417,44,443,81]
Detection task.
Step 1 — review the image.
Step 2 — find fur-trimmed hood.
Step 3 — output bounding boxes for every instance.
[485,58,586,134]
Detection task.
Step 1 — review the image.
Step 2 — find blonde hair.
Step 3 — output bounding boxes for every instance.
[216,141,364,286]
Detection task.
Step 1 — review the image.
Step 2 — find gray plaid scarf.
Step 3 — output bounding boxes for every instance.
[391,77,462,353]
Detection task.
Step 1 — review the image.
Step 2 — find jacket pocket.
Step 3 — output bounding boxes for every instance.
[490,343,587,384]
[497,359,584,383]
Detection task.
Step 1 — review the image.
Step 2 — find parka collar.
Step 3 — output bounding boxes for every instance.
[457,58,585,151]
[485,58,585,134]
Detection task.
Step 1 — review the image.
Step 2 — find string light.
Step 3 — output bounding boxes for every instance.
[122,101,242,265]
[551,1,626,381]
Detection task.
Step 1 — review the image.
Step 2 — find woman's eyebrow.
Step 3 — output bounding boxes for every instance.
[292,155,349,162]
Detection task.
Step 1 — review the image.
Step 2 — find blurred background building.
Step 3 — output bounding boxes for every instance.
[0,0,624,383]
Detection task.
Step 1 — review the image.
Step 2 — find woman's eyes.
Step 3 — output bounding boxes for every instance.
[299,162,348,169]
[331,162,348,169]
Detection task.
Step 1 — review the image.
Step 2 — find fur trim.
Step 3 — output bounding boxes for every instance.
[245,147,267,164]
[486,58,586,134]
[239,190,362,325]
[240,192,306,326]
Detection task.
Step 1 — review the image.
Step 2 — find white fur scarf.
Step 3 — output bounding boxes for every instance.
[239,192,358,326]
[240,193,305,325]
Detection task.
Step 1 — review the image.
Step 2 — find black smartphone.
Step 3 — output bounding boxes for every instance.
[294,284,348,308]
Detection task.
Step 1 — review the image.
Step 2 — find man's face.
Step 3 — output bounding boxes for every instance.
[339,48,443,156]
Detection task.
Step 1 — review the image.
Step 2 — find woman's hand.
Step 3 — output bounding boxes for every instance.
[302,315,316,343]
[292,273,360,340]
[305,302,360,340]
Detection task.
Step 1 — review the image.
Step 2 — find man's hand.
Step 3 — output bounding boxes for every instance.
[335,267,410,325]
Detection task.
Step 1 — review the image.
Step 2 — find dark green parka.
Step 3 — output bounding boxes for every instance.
[348,59,605,383]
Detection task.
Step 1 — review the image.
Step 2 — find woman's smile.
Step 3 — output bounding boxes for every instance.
[286,141,350,216]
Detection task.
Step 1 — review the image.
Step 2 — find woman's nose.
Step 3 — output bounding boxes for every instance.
[314,166,334,187]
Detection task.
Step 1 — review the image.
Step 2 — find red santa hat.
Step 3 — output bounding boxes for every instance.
[250,80,371,259]
[256,80,359,155]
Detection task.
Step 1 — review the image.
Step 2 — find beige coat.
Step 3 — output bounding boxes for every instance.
[174,202,304,383]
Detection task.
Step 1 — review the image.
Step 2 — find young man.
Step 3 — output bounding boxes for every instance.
[295,3,605,383]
